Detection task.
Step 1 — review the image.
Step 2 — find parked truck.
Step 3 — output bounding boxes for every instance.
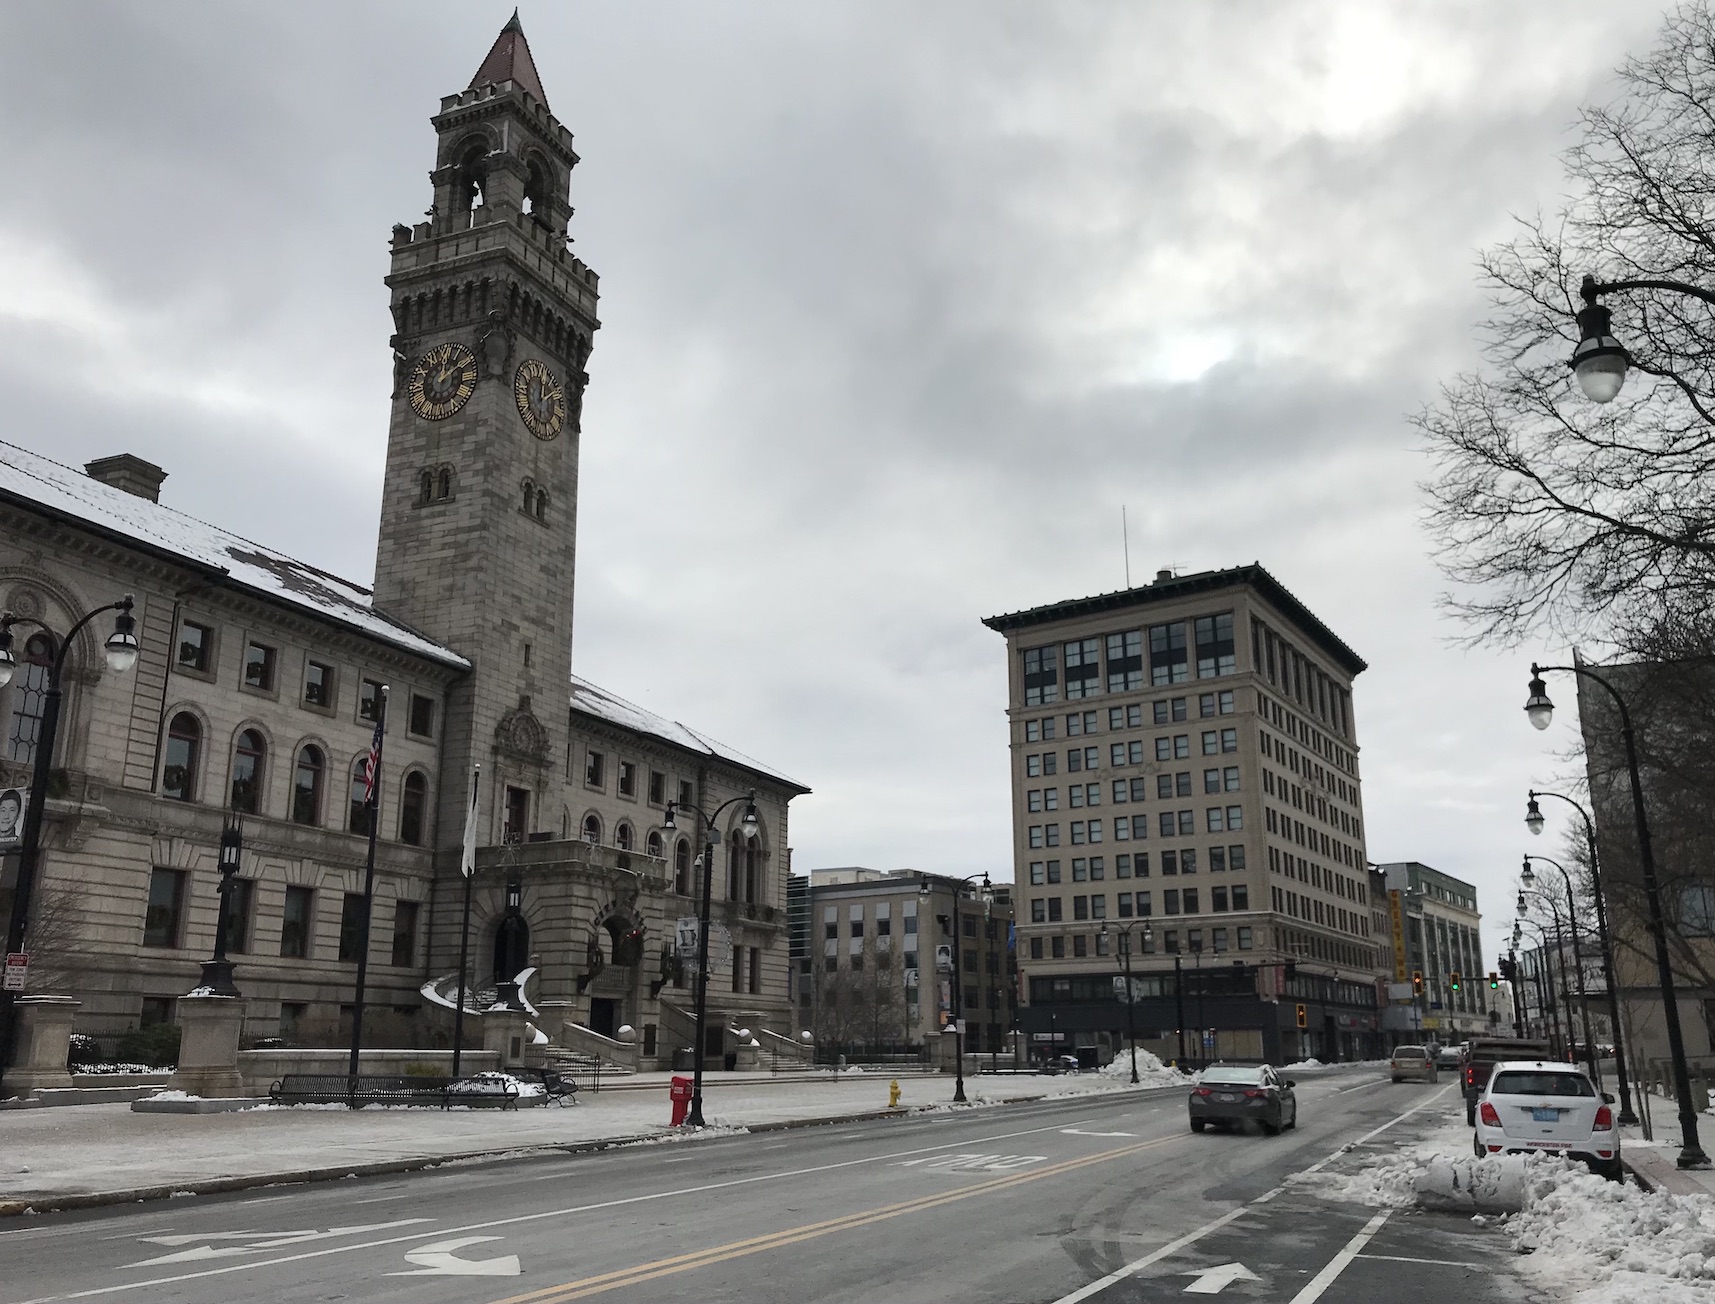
[1461,1035,1553,1124]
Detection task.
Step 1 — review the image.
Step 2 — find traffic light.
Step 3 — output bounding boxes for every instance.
[1295,1003,1308,1029]
[1499,956,1518,982]
[1411,970,1423,995]
[1450,972,1462,993]
[1488,972,1500,990]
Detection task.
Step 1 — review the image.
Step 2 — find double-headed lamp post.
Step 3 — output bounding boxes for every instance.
[1099,920,1141,1084]
[1525,664,1708,1169]
[919,871,991,1103]
[0,596,138,1099]
[1521,856,1598,1083]
[662,790,758,1128]
[1526,790,1637,1124]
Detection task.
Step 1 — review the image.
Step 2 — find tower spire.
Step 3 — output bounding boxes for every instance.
[470,10,549,110]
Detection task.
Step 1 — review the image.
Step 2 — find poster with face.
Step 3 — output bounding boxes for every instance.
[0,789,22,848]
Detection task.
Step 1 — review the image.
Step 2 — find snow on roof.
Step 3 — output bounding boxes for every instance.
[0,440,468,668]
[570,676,809,794]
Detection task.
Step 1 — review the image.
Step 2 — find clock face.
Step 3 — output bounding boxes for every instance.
[407,343,478,421]
[514,358,566,441]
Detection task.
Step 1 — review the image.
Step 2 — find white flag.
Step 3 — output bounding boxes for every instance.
[460,769,480,878]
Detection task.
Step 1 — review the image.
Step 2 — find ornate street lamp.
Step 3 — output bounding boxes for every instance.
[663,790,759,1127]
[1568,273,1715,405]
[918,871,991,1103]
[1099,921,1141,1084]
[1524,661,1708,1169]
[0,596,138,1100]
[198,816,244,997]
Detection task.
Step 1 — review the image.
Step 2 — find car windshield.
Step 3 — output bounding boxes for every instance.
[1201,1068,1263,1085]
[1393,1047,1427,1058]
[1490,1071,1595,1097]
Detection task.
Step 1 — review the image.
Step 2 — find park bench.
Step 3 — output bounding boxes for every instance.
[506,1065,580,1106]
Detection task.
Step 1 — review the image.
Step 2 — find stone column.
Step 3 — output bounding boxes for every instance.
[6,996,79,1098]
[166,994,245,1098]
[483,1003,532,1067]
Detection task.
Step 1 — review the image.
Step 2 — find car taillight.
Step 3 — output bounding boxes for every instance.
[1595,1106,1613,1130]
[1193,1087,1213,1097]
[1244,1088,1267,1099]
[1479,1102,1501,1126]
[1466,1066,1475,1086]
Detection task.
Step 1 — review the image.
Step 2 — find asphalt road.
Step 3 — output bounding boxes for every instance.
[0,1066,1529,1304]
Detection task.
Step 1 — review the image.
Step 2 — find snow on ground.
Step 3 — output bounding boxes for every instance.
[1096,1049,1188,1088]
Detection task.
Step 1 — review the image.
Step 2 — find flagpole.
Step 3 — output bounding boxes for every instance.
[452,764,480,1077]
[346,687,388,1096]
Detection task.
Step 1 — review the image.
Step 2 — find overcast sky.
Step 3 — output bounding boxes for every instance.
[0,2,1674,969]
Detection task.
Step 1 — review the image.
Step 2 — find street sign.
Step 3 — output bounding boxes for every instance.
[3,952,26,992]
[1202,1029,1216,1049]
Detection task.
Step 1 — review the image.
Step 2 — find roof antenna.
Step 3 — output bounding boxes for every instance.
[1122,505,1132,588]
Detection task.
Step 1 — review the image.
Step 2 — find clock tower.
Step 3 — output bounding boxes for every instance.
[373,13,599,850]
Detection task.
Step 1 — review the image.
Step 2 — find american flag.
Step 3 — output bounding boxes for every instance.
[362,715,384,805]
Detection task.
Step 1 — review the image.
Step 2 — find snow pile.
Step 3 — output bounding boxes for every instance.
[1282,1058,1326,1070]
[73,1063,166,1076]
[450,1072,545,1100]
[1098,1050,1187,1087]
[1510,1157,1715,1298]
[141,1091,198,1102]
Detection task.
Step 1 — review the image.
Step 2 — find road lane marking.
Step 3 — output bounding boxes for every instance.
[1287,1211,1390,1303]
[1182,1262,1261,1293]
[894,1153,1045,1173]
[1044,1207,1254,1304]
[390,1236,521,1277]
[1061,1128,1136,1137]
[124,1221,429,1268]
[1335,1077,1389,1094]
[11,1107,1161,1302]
[486,1137,1175,1304]
[1358,1253,1480,1268]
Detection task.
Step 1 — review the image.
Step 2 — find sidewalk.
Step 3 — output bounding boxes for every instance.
[0,1068,1175,1214]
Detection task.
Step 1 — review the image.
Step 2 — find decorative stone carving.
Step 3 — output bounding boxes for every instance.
[477,310,515,380]
[6,587,43,621]
[494,706,548,762]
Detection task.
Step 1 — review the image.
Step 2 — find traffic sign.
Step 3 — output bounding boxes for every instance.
[3,952,26,992]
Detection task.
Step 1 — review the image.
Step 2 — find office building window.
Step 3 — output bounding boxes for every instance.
[1195,612,1236,678]
[1204,768,1222,794]
[243,641,277,692]
[1023,646,1060,705]
[1237,926,1253,950]
[142,869,186,948]
[1048,898,1063,922]
[304,660,333,707]
[1181,848,1198,873]
[359,678,385,722]
[1106,629,1143,692]
[1149,622,1188,685]
[391,900,419,967]
[1183,888,1200,913]
[1226,806,1243,831]
[339,892,368,963]
[1051,936,1065,958]
[1136,890,1152,917]
[1212,886,1229,912]
[1073,895,1088,920]
[1208,807,1226,833]
[162,712,200,801]
[1072,934,1088,958]
[1031,899,1046,923]
[1163,889,1180,915]
[1030,937,1044,959]
[1064,638,1101,699]
[1232,884,1249,910]
[1029,861,1045,885]
[1117,892,1132,917]
[281,885,313,958]
[1046,860,1062,884]
[408,694,435,738]
[1116,854,1132,879]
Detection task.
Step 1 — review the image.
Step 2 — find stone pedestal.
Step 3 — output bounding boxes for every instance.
[483,1004,531,1068]
[6,996,79,1098]
[166,994,245,1098]
[734,1039,761,1072]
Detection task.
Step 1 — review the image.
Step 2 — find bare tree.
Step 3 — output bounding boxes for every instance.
[810,963,910,1052]
[1418,3,1715,647]
[22,878,85,991]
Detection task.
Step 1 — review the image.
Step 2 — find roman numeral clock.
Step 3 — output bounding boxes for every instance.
[404,343,565,443]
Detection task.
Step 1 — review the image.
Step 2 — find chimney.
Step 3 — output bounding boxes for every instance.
[84,454,167,503]
[1155,568,1175,584]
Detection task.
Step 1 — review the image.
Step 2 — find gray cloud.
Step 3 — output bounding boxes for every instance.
[0,0,1673,968]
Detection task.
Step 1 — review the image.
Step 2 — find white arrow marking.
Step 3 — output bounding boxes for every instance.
[1060,1128,1136,1138]
[390,1235,521,1276]
[1182,1262,1261,1294]
[129,1220,428,1267]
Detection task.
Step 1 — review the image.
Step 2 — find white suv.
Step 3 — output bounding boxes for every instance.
[1473,1060,1621,1180]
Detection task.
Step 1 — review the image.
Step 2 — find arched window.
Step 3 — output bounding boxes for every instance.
[417,471,433,505]
[459,141,488,211]
[348,758,371,833]
[582,814,601,845]
[400,771,427,846]
[6,632,54,764]
[615,822,633,851]
[292,745,324,825]
[743,835,760,903]
[521,480,535,514]
[674,838,692,895]
[534,490,547,521]
[646,830,664,859]
[230,729,265,813]
[523,158,549,219]
[162,712,201,801]
[437,467,452,500]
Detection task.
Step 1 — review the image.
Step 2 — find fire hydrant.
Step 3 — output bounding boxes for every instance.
[888,1079,902,1108]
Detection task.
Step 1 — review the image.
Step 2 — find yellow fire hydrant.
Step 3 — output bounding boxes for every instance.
[888,1079,902,1108]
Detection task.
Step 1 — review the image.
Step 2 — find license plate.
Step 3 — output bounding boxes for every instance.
[1215,1093,1238,1102]
[1531,1107,1561,1122]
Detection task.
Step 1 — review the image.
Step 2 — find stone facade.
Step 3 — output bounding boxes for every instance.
[0,17,806,1071]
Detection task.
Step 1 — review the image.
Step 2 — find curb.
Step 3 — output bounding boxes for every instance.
[0,1089,1094,1216]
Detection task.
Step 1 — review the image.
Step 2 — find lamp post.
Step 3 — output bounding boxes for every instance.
[1516,905,1570,1056]
[1190,937,1207,1068]
[1514,915,1562,1056]
[1567,272,1715,404]
[199,815,244,997]
[918,871,991,1103]
[663,790,759,1127]
[1505,947,1525,1037]
[1523,854,1600,1084]
[0,596,137,1100]
[1099,920,1141,1084]
[1525,663,1708,1168]
[1526,790,1637,1122]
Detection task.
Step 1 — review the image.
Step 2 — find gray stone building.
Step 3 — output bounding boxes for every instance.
[0,17,806,1070]
[1375,861,1489,1044]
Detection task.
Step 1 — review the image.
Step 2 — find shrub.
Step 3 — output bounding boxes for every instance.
[116,1023,182,1068]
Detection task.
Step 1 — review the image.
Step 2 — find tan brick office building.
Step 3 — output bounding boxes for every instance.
[0,18,805,1070]
[984,566,1383,1065]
